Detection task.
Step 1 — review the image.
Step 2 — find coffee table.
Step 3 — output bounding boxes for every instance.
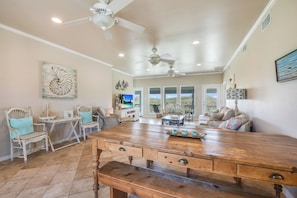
[161,115,185,126]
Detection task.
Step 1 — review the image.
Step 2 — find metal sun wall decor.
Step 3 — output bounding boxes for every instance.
[42,63,77,98]
[115,80,129,90]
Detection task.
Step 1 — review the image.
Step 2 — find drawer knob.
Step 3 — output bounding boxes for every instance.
[269,173,284,180]
[119,147,126,152]
[178,158,188,165]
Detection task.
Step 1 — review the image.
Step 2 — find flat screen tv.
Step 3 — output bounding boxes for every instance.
[120,94,134,109]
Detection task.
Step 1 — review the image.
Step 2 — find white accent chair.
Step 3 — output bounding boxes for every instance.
[5,107,53,163]
[77,105,100,141]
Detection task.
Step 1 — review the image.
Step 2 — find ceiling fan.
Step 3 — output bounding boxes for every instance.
[147,47,175,66]
[63,0,145,34]
[168,63,186,77]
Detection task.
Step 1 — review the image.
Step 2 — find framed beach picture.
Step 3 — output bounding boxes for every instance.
[42,63,77,98]
[275,49,297,82]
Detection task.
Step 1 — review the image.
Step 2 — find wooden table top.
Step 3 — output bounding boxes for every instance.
[90,122,297,173]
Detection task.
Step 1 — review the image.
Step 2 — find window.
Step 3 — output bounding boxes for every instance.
[164,87,177,110]
[202,85,222,113]
[149,87,161,113]
[180,86,195,114]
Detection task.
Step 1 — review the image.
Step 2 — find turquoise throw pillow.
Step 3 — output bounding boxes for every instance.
[79,111,93,123]
[9,116,34,139]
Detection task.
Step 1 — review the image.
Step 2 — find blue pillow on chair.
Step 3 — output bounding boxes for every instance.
[9,116,34,139]
[79,111,93,123]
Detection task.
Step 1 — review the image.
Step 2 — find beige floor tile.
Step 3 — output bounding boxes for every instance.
[0,178,31,194]
[58,161,79,172]
[50,170,76,185]
[42,182,72,198]
[68,190,95,198]
[12,168,40,180]
[69,177,93,195]
[16,186,48,198]
[74,168,92,180]
[25,173,54,189]
[0,191,19,198]
[38,165,60,175]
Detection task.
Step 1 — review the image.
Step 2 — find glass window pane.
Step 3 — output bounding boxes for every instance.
[149,87,161,113]
[181,86,195,114]
[164,87,177,110]
[205,88,217,112]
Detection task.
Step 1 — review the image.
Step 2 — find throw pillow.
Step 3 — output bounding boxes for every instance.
[79,111,93,123]
[222,109,235,121]
[210,112,224,120]
[9,116,34,139]
[218,121,227,129]
[225,117,242,130]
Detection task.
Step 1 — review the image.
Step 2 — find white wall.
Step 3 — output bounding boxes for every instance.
[224,0,297,138]
[0,27,114,160]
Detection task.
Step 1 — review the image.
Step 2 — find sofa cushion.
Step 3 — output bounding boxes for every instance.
[210,112,224,120]
[96,106,106,116]
[222,109,235,121]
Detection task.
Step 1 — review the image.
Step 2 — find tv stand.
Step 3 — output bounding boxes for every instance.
[115,108,139,121]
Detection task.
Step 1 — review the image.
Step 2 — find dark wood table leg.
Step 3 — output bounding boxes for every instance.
[92,139,102,198]
[233,177,242,187]
[128,156,133,164]
[146,160,153,168]
[274,184,282,198]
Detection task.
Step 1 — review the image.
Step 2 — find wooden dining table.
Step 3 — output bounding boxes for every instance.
[89,122,297,198]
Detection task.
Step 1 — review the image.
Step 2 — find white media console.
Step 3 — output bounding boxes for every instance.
[114,108,139,121]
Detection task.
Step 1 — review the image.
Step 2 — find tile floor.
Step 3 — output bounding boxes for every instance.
[0,118,287,198]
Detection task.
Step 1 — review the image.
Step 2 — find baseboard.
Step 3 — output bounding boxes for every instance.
[0,155,11,162]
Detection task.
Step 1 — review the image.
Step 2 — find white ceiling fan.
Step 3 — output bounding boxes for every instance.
[168,63,186,77]
[147,47,175,66]
[62,0,145,36]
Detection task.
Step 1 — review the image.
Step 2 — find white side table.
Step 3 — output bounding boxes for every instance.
[40,117,81,152]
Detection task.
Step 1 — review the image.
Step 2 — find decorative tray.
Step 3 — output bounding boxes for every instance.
[166,129,207,139]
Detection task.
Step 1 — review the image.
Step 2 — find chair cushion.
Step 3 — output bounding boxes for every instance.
[9,116,34,139]
[79,111,93,123]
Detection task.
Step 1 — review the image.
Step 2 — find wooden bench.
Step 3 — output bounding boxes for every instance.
[98,161,266,198]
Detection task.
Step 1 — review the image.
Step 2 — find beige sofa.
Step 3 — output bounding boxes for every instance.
[198,107,252,132]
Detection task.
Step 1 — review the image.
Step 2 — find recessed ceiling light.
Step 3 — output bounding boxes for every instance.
[196,63,201,66]
[118,53,125,57]
[192,40,200,45]
[51,17,62,24]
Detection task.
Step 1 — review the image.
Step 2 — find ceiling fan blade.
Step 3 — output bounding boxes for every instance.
[108,0,133,14]
[62,16,91,25]
[116,17,145,33]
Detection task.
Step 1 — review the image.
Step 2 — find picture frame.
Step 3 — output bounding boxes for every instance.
[275,49,297,82]
[64,110,74,119]
[42,63,77,98]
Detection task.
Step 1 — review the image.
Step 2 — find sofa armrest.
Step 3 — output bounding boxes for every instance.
[237,121,252,132]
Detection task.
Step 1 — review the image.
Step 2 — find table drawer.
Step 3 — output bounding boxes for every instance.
[238,165,297,186]
[158,152,212,171]
[106,143,142,158]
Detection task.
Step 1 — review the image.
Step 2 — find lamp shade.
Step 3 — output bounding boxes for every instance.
[226,88,247,100]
